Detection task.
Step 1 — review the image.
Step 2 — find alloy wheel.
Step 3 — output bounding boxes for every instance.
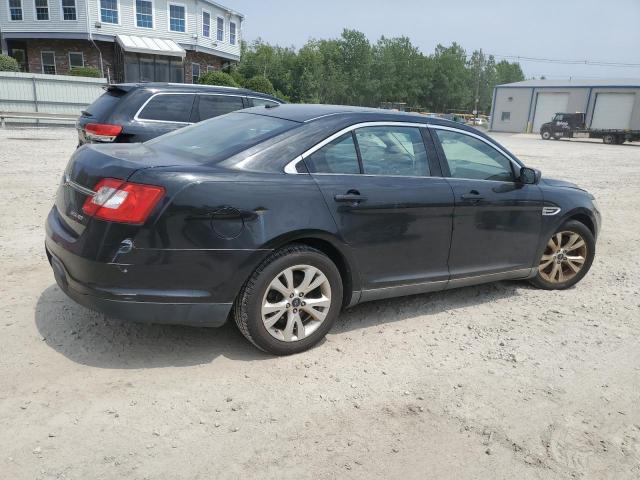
[261,264,332,342]
[538,231,588,283]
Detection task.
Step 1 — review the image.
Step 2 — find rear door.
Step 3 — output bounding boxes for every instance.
[431,126,543,280]
[304,123,454,298]
[130,93,196,141]
[191,94,246,122]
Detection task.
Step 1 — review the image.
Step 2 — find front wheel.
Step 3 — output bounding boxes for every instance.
[234,244,343,355]
[603,134,615,144]
[530,220,595,290]
[541,129,551,140]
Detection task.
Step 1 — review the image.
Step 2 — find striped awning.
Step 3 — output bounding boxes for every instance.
[116,35,186,58]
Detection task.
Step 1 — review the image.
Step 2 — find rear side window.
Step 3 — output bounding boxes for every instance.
[197,94,244,121]
[138,94,195,123]
[83,89,124,119]
[251,98,280,108]
[305,133,360,174]
[355,126,430,176]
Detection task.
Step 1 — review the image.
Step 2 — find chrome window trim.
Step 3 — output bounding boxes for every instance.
[134,91,258,125]
[428,124,523,171]
[283,121,428,174]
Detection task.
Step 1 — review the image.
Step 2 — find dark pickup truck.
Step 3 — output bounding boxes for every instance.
[540,112,640,144]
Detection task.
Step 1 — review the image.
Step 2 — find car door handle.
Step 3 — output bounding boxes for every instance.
[461,192,484,201]
[334,193,367,203]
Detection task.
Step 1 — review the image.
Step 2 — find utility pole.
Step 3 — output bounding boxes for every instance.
[474,49,482,124]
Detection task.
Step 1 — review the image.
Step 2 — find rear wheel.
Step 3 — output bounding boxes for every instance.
[530,220,595,290]
[234,244,343,355]
[603,134,615,144]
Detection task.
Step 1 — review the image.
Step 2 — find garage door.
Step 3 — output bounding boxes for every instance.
[533,93,570,132]
[590,93,635,130]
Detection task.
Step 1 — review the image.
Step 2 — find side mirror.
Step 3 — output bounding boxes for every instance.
[519,167,541,185]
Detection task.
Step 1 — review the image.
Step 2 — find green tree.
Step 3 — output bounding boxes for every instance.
[244,75,276,95]
[0,54,20,72]
[430,43,471,112]
[495,60,525,85]
[68,66,101,78]
[198,71,240,87]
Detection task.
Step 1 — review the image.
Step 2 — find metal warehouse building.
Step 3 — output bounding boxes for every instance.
[490,79,640,133]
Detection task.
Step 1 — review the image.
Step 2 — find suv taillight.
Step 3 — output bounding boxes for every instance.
[84,123,123,142]
[82,178,165,224]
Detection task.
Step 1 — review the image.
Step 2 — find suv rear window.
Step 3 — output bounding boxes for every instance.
[83,89,124,119]
[147,112,299,163]
[138,93,195,123]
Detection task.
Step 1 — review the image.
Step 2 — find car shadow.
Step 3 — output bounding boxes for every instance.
[35,281,526,368]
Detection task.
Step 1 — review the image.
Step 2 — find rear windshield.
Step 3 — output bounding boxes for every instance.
[83,89,124,119]
[147,112,299,162]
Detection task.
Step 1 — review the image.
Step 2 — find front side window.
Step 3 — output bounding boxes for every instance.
[435,130,514,182]
[355,126,430,177]
[69,52,84,68]
[191,63,200,84]
[202,11,210,37]
[169,4,185,32]
[229,21,237,45]
[9,0,23,20]
[216,16,224,41]
[136,0,153,28]
[61,0,76,20]
[35,0,49,20]
[197,95,244,121]
[41,51,56,74]
[138,94,195,123]
[147,112,299,163]
[305,133,360,175]
[100,0,118,24]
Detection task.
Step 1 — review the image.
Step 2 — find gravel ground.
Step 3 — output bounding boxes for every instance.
[1,127,639,480]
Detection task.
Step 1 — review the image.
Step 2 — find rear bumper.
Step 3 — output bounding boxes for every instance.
[46,244,233,327]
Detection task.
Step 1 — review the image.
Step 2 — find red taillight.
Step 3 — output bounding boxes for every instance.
[84,123,123,142]
[82,178,165,224]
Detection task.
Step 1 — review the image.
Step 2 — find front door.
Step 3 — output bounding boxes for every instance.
[304,124,454,299]
[430,127,543,280]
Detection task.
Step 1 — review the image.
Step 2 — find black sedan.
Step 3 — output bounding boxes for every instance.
[46,105,601,355]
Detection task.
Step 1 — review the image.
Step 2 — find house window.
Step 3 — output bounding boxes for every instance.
[169,4,186,32]
[9,0,23,20]
[35,0,49,20]
[192,63,200,83]
[100,0,118,24]
[41,51,56,74]
[202,11,210,37]
[61,0,76,20]
[216,16,224,41]
[229,21,237,45]
[207,65,216,72]
[501,111,511,122]
[136,0,153,28]
[69,52,84,69]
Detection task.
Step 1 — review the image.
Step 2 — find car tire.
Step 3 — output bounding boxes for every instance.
[530,220,595,290]
[233,244,343,355]
[541,130,551,140]
[603,134,615,144]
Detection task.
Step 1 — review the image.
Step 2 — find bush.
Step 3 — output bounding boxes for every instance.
[0,54,20,72]
[198,71,240,87]
[68,66,102,78]
[244,75,276,95]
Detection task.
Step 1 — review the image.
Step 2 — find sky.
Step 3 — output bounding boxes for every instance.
[230,0,640,80]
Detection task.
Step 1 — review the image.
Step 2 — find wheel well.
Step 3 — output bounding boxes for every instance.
[569,213,595,236]
[286,237,354,307]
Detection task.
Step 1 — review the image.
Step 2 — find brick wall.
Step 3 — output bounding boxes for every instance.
[24,39,115,80]
[184,51,232,83]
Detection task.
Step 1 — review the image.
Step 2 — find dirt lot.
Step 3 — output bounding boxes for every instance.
[1,127,639,480]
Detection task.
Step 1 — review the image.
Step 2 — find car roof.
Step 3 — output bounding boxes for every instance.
[241,103,476,130]
[110,83,283,102]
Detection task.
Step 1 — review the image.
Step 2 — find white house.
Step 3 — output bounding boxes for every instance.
[0,0,243,83]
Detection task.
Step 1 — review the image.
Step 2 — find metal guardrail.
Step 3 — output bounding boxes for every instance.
[0,111,78,128]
